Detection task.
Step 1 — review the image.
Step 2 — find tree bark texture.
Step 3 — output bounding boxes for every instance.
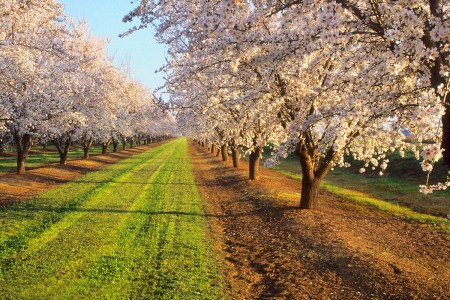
[296,139,337,209]
[211,144,215,154]
[15,134,32,174]
[221,145,228,162]
[83,138,92,159]
[54,136,71,165]
[102,141,110,155]
[249,147,262,180]
[231,145,240,168]
[112,138,119,153]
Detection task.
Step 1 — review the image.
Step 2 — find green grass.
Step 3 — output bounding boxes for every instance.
[0,145,103,173]
[0,138,223,299]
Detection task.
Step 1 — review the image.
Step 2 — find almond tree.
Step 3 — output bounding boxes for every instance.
[125,0,448,207]
[0,0,69,173]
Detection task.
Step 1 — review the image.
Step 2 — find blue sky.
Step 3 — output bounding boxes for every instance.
[59,0,166,94]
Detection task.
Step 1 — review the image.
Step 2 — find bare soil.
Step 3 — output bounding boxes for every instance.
[188,141,450,300]
[0,140,170,206]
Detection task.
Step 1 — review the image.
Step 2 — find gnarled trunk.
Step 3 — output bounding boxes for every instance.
[249,147,262,180]
[216,149,221,157]
[102,140,111,155]
[221,145,228,162]
[122,139,127,150]
[211,144,215,154]
[15,134,32,174]
[54,136,71,165]
[296,139,337,209]
[231,145,240,168]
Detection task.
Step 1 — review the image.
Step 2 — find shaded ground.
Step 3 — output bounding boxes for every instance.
[0,140,170,206]
[189,141,450,299]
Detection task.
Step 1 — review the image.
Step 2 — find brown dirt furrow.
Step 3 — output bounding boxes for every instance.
[0,140,171,206]
[188,141,450,300]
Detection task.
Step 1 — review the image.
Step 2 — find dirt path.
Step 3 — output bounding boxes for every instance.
[0,140,171,206]
[188,141,450,299]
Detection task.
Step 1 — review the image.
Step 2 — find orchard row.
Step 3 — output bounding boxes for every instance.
[0,1,175,174]
[125,0,450,208]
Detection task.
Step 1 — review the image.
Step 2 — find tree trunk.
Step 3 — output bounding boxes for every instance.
[102,143,108,154]
[122,139,127,150]
[249,147,262,180]
[216,149,221,157]
[112,138,119,153]
[130,139,134,148]
[300,176,321,209]
[0,138,4,155]
[54,137,71,165]
[211,144,215,154]
[231,145,240,168]
[296,138,337,209]
[221,145,228,161]
[15,134,32,174]
[83,138,92,159]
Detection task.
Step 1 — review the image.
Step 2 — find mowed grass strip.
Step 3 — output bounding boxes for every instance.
[0,138,223,299]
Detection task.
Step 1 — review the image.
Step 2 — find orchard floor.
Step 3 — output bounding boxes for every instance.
[0,140,170,206]
[189,141,450,299]
[1,139,449,299]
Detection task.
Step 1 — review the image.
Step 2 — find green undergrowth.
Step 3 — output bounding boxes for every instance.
[276,169,450,235]
[0,138,223,299]
[0,145,103,173]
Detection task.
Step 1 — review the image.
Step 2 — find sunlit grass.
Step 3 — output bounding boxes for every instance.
[0,138,223,299]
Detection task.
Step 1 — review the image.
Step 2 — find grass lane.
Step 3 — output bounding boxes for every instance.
[0,138,223,299]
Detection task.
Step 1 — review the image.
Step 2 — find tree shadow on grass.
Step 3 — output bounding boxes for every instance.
[2,206,234,219]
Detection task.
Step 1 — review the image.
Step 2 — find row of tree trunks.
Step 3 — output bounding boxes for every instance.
[10,135,170,175]
[202,139,330,210]
[204,142,245,169]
